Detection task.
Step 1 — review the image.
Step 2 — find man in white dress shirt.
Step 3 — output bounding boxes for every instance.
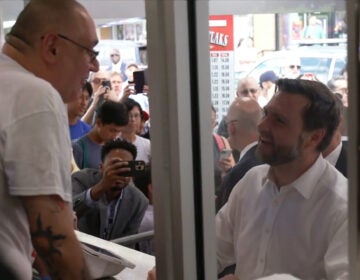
[216,78,348,280]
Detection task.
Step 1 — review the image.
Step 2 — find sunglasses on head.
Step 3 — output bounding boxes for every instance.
[289,65,301,70]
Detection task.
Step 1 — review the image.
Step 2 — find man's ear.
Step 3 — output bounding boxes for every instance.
[40,33,59,63]
[227,122,236,135]
[305,129,326,149]
[95,119,103,128]
[99,162,104,173]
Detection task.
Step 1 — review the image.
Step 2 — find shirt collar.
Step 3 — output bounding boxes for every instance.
[325,142,342,166]
[239,141,258,161]
[265,155,327,199]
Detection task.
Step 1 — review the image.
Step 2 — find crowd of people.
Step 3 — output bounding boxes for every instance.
[0,1,350,279]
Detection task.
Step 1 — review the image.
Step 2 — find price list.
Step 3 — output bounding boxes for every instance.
[210,51,235,122]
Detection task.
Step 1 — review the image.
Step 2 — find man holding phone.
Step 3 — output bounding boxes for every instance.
[72,139,148,241]
[121,66,150,113]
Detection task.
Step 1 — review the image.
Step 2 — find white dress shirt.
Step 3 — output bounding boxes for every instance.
[216,155,348,280]
[325,142,342,167]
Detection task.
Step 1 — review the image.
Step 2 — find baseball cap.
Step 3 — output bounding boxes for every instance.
[110,48,120,56]
[142,111,150,121]
[259,71,278,84]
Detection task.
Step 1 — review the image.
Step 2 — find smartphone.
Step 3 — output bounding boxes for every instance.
[133,70,147,94]
[118,160,146,177]
[219,149,232,160]
[101,80,112,90]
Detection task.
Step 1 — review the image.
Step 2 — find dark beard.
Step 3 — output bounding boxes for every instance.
[256,134,304,166]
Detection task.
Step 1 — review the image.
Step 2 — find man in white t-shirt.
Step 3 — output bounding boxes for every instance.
[0,0,99,279]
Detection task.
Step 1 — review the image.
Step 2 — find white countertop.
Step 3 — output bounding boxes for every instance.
[75,230,155,280]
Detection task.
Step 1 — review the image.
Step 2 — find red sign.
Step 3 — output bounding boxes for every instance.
[209,15,234,51]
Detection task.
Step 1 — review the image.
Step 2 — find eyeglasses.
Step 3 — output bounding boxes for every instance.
[57,34,99,62]
[92,78,108,84]
[129,113,141,119]
[240,88,258,95]
[110,54,120,57]
[289,65,301,70]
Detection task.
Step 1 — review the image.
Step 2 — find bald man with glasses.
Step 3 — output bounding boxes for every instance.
[0,0,99,278]
[217,77,260,139]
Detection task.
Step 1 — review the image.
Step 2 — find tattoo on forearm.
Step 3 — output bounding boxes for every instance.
[31,214,66,278]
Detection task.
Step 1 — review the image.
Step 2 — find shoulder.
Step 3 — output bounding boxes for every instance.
[1,55,62,109]
[72,135,94,148]
[244,163,269,176]
[72,136,85,150]
[127,183,147,197]
[79,120,92,130]
[231,164,269,194]
[135,135,151,145]
[72,168,101,183]
[125,184,149,204]
[321,163,348,202]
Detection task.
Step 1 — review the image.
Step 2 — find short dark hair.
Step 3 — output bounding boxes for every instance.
[97,100,128,126]
[101,138,137,162]
[275,78,340,152]
[82,81,93,98]
[124,98,143,116]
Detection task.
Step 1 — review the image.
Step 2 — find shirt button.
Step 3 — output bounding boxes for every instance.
[265,228,270,234]
[260,258,264,263]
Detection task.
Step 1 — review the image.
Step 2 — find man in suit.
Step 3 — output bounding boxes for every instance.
[217,77,260,139]
[72,139,148,241]
[322,95,347,177]
[217,97,264,211]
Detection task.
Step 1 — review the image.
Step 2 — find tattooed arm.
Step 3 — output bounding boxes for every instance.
[22,195,90,280]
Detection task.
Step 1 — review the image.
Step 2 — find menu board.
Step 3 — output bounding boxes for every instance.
[209,15,235,123]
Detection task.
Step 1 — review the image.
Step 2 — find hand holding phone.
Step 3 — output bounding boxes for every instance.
[133,70,148,94]
[101,80,112,90]
[118,160,146,177]
[219,149,232,160]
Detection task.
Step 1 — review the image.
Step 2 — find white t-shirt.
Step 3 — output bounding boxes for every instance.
[0,54,72,279]
[133,135,151,163]
[216,155,348,280]
[129,93,149,113]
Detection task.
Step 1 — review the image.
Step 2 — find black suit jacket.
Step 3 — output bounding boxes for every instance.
[335,140,347,177]
[217,145,263,211]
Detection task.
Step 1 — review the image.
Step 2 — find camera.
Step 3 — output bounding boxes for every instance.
[118,160,146,177]
[101,80,111,90]
[134,161,146,171]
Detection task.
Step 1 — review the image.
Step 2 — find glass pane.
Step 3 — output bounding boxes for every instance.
[1,0,358,279]
[209,1,353,279]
